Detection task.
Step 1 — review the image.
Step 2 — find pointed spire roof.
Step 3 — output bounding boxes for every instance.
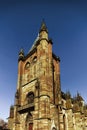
[39,20,48,33]
[29,20,48,53]
[29,33,39,53]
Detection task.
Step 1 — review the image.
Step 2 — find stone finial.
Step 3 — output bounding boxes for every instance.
[65,91,71,99]
[18,48,24,61]
[76,92,83,101]
[65,91,72,109]
[57,56,60,62]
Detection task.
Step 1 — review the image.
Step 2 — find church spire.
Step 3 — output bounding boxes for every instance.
[39,20,48,33]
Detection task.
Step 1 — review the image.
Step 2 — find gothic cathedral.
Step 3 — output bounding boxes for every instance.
[8,22,87,130]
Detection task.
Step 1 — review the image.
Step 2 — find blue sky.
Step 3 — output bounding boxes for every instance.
[0,0,87,121]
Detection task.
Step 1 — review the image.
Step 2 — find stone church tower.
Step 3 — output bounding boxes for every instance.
[8,22,87,130]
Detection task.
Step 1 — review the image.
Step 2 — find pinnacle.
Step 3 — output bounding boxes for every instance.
[19,48,24,55]
[39,20,48,33]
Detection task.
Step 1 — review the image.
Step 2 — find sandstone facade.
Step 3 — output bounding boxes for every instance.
[8,22,87,130]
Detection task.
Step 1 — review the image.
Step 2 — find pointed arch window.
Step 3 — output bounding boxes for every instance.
[25,62,30,69]
[33,56,37,63]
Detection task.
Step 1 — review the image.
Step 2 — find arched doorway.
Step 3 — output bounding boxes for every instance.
[25,113,33,130]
